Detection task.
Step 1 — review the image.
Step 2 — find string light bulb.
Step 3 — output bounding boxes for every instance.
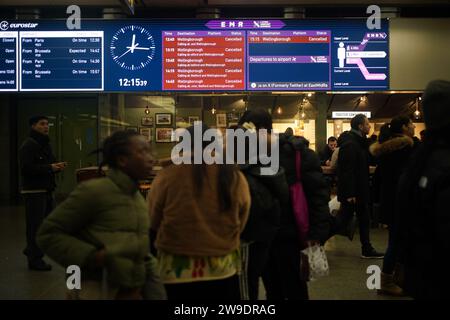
[144,105,150,115]
[308,93,312,98]
[211,107,216,115]
[277,106,282,114]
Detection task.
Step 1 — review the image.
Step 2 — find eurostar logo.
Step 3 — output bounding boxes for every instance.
[0,21,9,31]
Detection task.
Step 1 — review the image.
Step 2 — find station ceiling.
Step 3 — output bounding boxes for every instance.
[2,0,449,6]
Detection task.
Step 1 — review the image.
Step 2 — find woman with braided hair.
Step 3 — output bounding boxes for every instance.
[37,130,163,300]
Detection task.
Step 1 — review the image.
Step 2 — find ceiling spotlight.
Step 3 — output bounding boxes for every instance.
[308,93,313,97]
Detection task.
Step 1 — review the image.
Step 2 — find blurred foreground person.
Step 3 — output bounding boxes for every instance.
[369,116,416,296]
[19,115,67,271]
[236,109,289,300]
[148,123,251,300]
[397,80,450,299]
[38,130,163,300]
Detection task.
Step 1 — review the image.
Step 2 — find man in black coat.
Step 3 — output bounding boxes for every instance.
[19,116,66,271]
[337,114,383,258]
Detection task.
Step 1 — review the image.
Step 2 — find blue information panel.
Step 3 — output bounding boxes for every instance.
[19,31,103,91]
[0,19,389,92]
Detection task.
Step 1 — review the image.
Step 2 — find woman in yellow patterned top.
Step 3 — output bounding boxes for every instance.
[148,123,251,300]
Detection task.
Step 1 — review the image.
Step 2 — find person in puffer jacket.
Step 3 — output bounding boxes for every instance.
[369,116,416,297]
[38,130,162,300]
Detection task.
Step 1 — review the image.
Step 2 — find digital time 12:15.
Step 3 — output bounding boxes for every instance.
[118,78,148,87]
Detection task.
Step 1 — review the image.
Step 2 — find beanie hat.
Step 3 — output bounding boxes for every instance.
[422,80,450,131]
[29,115,48,127]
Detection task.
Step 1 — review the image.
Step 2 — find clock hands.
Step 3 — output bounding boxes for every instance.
[117,47,132,59]
[130,46,151,50]
[113,30,154,69]
[130,34,136,53]
[117,34,141,59]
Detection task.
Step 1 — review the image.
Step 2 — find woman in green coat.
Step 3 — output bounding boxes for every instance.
[37,130,163,300]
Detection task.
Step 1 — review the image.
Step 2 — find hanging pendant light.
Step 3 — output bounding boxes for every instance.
[144,95,150,114]
[277,106,282,114]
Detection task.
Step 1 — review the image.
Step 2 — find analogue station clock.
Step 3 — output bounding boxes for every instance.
[110,25,156,71]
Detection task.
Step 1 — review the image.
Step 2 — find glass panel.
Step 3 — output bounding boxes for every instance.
[17,95,98,202]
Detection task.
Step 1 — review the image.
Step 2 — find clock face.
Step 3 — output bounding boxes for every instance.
[110,25,156,71]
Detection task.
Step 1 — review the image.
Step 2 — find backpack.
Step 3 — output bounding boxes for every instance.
[240,167,281,243]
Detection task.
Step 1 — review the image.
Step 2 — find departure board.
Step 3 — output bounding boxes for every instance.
[162,31,245,90]
[0,19,390,92]
[247,30,331,90]
[0,31,18,91]
[19,31,103,91]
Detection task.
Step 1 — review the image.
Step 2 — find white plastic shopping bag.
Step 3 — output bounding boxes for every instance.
[301,244,330,281]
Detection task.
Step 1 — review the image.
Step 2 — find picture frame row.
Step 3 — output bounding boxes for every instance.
[141,113,173,126]
[142,113,232,128]
[126,127,174,143]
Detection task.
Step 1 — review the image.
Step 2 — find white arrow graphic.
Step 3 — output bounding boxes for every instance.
[346,51,387,58]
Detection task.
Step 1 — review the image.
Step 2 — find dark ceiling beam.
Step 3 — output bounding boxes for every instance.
[398,99,417,118]
[374,94,393,118]
[326,94,335,114]
[353,97,362,111]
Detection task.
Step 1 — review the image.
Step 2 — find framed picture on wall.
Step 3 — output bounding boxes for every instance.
[188,116,200,126]
[126,126,138,132]
[156,113,172,126]
[216,113,227,128]
[156,128,173,143]
[139,127,153,142]
[141,117,153,126]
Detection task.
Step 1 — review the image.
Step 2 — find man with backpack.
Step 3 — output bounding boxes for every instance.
[236,110,289,300]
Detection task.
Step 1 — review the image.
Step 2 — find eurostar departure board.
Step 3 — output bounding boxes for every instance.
[0,19,390,92]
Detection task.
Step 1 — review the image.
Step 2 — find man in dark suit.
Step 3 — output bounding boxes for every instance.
[19,116,66,271]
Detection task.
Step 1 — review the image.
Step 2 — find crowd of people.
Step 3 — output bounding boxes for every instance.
[18,80,450,300]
